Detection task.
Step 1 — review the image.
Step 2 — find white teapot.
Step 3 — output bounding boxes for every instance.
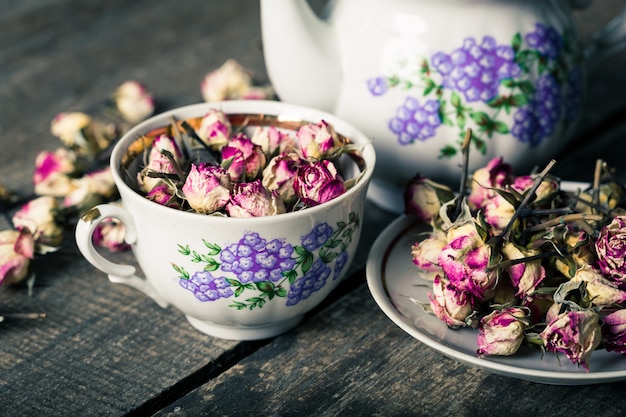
[261,0,626,212]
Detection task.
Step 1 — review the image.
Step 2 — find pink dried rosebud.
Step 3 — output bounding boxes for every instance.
[482,193,515,231]
[146,183,181,209]
[200,59,254,102]
[439,222,497,301]
[602,309,626,354]
[12,196,63,251]
[404,175,454,222]
[0,229,35,285]
[251,126,295,157]
[571,265,626,306]
[33,148,78,197]
[467,157,513,210]
[511,175,559,201]
[501,242,546,297]
[182,163,232,214]
[64,167,117,211]
[522,292,554,323]
[240,85,274,100]
[554,227,596,278]
[93,207,130,252]
[262,152,301,206]
[411,228,447,281]
[50,112,92,147]
[137,135,183,193]
[575,182,624,214]
[221,134,266,182]
[540,309,601,371]
[477,307,527,357]
[595,215,626,283]
[428,276,474,329]
[51,112,115,157]
[114,80,154,124]
[297,120,345,160]
[293,159,347,207]
[197,109,232,151]
[226,179,285,218]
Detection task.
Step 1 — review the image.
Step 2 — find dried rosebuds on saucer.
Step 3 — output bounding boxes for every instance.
[131,112,365,217]
[406,150,626,371]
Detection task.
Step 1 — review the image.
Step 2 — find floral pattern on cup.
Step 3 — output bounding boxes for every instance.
[172,212,359,309]
[366,23,583,158]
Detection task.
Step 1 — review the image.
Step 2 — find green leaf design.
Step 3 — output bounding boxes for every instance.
[171,263,189,280]
[511,32,522,52]
[177,244,191,255]
[439,145,457,159]
[493,121,510,134]
[301,252,314,274]
[203,259,220,272]
[450,91,462,108]
[202,239,221,256]
[256,281,275,293]
[275,287,287,298]
[283,269,297,285]
[470,111,490,126]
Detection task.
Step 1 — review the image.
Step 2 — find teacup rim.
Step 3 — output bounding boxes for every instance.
[110,100,376,223]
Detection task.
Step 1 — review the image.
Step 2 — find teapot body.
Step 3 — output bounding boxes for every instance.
[263,0,586,212]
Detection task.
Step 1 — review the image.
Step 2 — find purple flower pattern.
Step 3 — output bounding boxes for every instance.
[366,22,583,157]
[172,212,360,310]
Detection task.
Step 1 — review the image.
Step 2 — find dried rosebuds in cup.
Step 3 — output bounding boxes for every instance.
[127,110,367,217]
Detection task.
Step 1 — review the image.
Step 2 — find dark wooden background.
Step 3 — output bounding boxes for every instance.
[3,1,626,416]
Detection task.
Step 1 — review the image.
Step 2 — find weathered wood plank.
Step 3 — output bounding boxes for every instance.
[154,282,626,417]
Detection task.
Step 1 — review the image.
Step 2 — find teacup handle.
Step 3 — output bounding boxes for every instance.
[75,204,170,308]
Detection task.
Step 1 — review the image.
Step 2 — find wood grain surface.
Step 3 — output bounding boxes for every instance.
[2,1,626,416]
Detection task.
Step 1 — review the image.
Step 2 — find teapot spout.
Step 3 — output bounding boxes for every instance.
[260,0,341,112]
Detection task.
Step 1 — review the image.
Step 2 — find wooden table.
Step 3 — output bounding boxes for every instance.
[3,1,626,415]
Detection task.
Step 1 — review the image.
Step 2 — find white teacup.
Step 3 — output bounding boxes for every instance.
[75,101,375,340]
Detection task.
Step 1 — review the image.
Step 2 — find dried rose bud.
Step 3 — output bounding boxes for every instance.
[511,175,558,202]
[64,167,117,211]
[296,120,345,160]
[540,309,601,371]
[595,215,626,283]
[477,307,527,357]
[293,160,346,207]
[51,112,115,157]
[226,179,285,217]
[240,85,274,100]
[137,135,183,193]
[571,265,626,306]
[439,222,496,301]
[146,183,181,209]
[221,134,266,182]
[428,276,474,329]
[114,80,155,124]
[501,242,546,297]
[93,206,130,252]
[12,196,63,252]
[554,227,596,278]
[251,126,295,157]
[576,182,624,214]
[411,228,447,281]
[602,309,626,354]
[467,157,513,210]
[33,148,78,197]
[200,59,254,102]
[0,229,35,285]
[50,112,92,146]
[482,193,515,231]
[182,163,232,214]
[261,152,301,206]
[404,175,454,222]
[197,109,232,151]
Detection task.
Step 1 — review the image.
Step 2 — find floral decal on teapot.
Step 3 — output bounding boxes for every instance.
[366,23,583,158]
[171,212,359,309]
